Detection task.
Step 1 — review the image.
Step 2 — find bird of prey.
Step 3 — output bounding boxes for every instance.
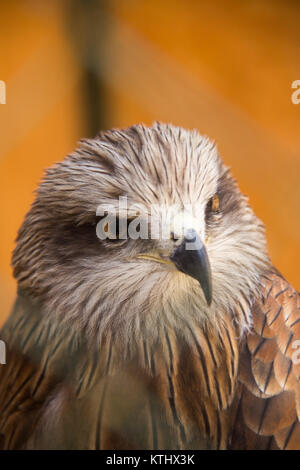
[0,123,299,450]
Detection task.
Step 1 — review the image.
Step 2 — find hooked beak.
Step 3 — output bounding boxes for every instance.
[137,229,213,306]
[170,229,212,306]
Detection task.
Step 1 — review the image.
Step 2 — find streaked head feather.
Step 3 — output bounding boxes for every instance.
[12,123,271,359]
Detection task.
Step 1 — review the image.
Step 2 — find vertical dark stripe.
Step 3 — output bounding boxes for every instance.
[260,313,267,336]
[263,363,273,393]
[166,372,186,446]
[283,420,297,450]
[32,334,67,397]
[164,329,174,374]
[225,328,236,377]
[213,372,223,409]
[1,371,36,416]
[188,328,212,397]
[283,332,294,355]
[83,349,100,391]
[94,340,113,450]
[268,306,282,326]
[258,399,270,434]
[200,403,211,438]
[203,331,217,368]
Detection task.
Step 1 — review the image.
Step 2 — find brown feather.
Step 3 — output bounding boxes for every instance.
[231,272,300,449]
[0,125,298,449]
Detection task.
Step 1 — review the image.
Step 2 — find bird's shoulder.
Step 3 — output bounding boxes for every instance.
[0,292,84,449]
[232,271,300,449]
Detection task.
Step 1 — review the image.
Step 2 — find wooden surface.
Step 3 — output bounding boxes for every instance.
[0,0,299,324]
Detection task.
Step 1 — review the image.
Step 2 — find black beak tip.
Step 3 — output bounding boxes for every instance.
[170,230,213,307]
[202,284,212,306]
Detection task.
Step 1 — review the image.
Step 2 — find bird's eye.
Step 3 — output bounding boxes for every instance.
[211,194,220,212]
[206,194,220,218]
[99,217,129,242]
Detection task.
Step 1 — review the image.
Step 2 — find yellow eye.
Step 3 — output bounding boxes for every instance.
[211,194,220,212]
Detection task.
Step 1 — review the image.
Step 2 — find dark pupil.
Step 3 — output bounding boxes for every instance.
[109,217,128,240]
[206,198,213,216]
[205,197,218,220]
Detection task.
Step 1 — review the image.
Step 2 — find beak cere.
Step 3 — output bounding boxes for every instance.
[170,229,213,306]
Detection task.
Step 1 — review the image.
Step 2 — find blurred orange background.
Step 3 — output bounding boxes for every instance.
[0,0,299,324]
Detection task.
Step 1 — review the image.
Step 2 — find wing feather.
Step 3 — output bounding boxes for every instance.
[231,272,300,449]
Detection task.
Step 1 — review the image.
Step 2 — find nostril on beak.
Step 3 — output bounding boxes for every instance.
[170,232,180,242]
